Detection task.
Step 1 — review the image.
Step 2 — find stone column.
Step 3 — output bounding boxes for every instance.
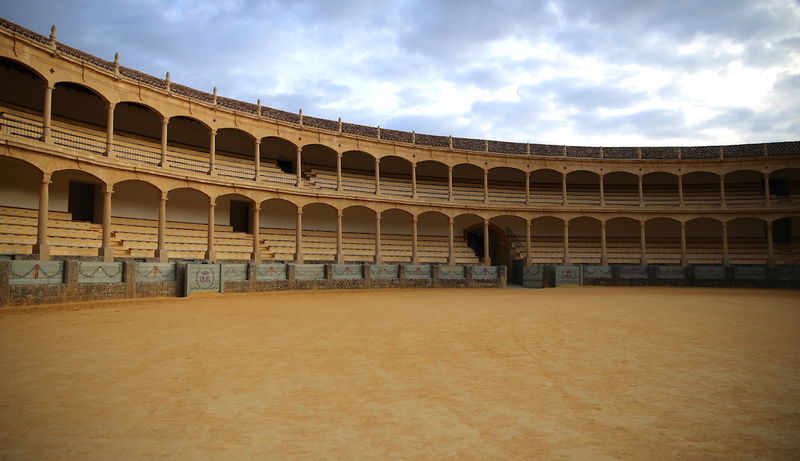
[41,83,54,143]
[720,175,726,207]
[764,172,771,206]
[100,185,114,262]
[638,175,644,207]
[766,220,775,267]
[525,218,532,265]
[375,158,381,195]
[525,172,531,205]
[209,129,216,175]
[722,221,729,266]
[563,220,569,264]
[678,175,684,206]
[206,199,216,261]
[680,221,687,267]
[252,204,261,262]
[295,207,304,263]
[374,213,382,263]
[561,173,567,205]
[105,102,115,158]
[156,191,168,262]
[448,167,454,201]
[336,210,344,264]
[160,118,168,167]
[254,139,261,181]
[599,174,605,207]
[639,221,647,264]
[411,163,417,198]
[483,169,489,203]
[32,173,51,260]
[336,153,342,191]
[448,216,455,265]
[295,145,302,187]
[600,220,608,266]
[411,215,419,264]
[483,219,490,266]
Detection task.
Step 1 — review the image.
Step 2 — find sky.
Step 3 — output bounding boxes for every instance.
[2,0,799,147]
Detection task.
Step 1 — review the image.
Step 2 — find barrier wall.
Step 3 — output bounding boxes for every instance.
[0,260,506,307]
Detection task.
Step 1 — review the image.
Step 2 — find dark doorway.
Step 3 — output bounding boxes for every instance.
[68,181,95,222]
[230,200,250,233]
[276,159,295,174]
[464,224,505,265]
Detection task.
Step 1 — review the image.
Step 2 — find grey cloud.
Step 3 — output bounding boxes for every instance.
[525,78,647,111]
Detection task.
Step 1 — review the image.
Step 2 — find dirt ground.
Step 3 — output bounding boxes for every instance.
[0,287,798,460]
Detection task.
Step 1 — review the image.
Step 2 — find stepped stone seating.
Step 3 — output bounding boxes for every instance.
[0,206,102,256]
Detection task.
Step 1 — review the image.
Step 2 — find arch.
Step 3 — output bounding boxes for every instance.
[685,217,723,264]
[531,216,564,263]
[771,216,798,264]
[341,150,377,194]
[216,128,257,181]
[727,217,768,265]
[379,155,413,198]
[642,172,679,206]
[299,202,338,262]
[489,214,528,270]
[112,179,161,221]
[568,216,601,264]
[682,171,722,206]
[415,160,449,202]
[216,193,254,233]
[342,205,377,263]
[530,169,563,205]
[0,57,46,115]
[0,155,44,211]
[768,168,800,203]
[113,102,163,164]
[301,144,338,191]
[52,81,108,131]
[605,217,642,264]
[452,163,484,203]
[488,167,526,204]
[644,217,681,264]
[259,136,299,183]
[165,116,212,174]
[565,170,600,206]
[603,171,639,207]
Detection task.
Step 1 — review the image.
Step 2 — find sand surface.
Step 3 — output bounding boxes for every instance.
[1,287,799,460]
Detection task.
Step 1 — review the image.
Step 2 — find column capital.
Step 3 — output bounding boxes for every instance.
[296,208,303,215]
[161,117,169,126]
[680,220,686,228]
[337,210,343,218]
[160,191,168,201]
[448,166,453,172]
[103,184,114,195]
[412,215,418,223]
[252,203,261,212]
[107,101,116,109]
[210,128,217,136]
[209,199,216,208]
[375,213,382,221]
[41,173,52,184]
[448,216,454,224]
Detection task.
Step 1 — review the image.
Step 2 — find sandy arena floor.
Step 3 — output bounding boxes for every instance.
[0,287,799,460]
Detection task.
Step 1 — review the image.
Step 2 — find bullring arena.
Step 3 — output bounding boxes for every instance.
[0,18,798,460]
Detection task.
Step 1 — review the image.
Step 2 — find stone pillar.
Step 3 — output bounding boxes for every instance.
[295,145,302,187]
[411,215,419,264]
[680,221,687,267]
[678,175,684,206]
[32,173,51,260]
[336,153,342,191]
[375,158,381,195]
[639,221,647,264]
[105,102,115,158]
[483,169,489,203]
[295,207,304,263]
[600,220,608,266]
[638,175,644,207]
[411,163,417,198]
[100,185,114,262]
[447,166,454,201]
[206,199,216,261]
[254,139,261,181]
[766,220,775,267]
[448,216,455,265]
[375,213,382,263]
[209,129,216,175]
[42,83,54,143]
[764,172,771,206]
[599,174,605,207]
[563,220,569,264]
[160,118,168,167]
[525,172,531,205]
[336,210,344,264]
[525,219,532,265]
[483,219,490,266]
[722,221,729,266]
[252,204,261,262]
[720,175,726,207]
[561,173,567,205]
[156,191,168,262]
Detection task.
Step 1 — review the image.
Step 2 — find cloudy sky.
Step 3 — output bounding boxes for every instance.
[3,0,799,146]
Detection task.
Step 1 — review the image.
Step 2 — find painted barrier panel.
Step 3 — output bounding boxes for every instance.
[186,264,222,295]
[583,265,612,279]
[620,265,648,279]
[9,260,63,285]
[333,264,362,280]
[694,265,726,280]
[404,265,431,279]
[656,265,685,279]
[733,265,767,281]
[255,264,286,281]
[79,262,123,283]
[438,265,465,279]
[773,265,800,281]
[222,263,248,282]
[522,265,544,288]
[136,262,176,282]
[473,266,499,279]
[295,264,325,280]
[370,264,398,279]
[555,265,582,286]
